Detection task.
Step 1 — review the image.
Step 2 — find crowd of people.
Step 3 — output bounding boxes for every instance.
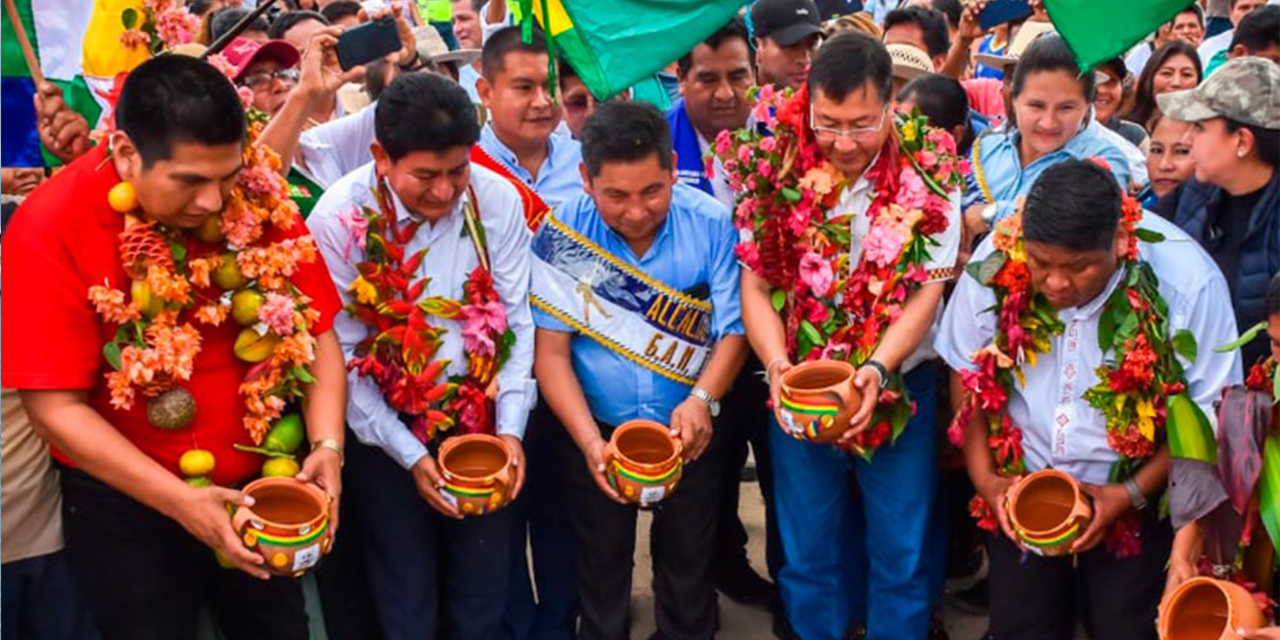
[2,0,1280,640]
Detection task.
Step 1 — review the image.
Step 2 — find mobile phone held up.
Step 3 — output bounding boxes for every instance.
[978,0,1033,30]
[336,17,401,71]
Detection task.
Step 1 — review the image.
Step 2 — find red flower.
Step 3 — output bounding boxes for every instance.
[969,495,997,532]
[1103,509,1143,558]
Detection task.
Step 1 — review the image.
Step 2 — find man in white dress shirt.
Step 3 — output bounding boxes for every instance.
[307,72,535,640]
[938,160,1241,640]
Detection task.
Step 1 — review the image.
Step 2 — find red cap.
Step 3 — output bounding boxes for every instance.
[222,37,301,81]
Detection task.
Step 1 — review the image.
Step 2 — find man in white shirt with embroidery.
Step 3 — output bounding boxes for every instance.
[306,72,535,640]
[938,160,1240,640]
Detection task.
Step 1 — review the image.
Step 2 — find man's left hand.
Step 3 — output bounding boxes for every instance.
[499,434,527,501]
[839,366,882,447]
[1072,482,1131,553]
[670,397,712,462]
[296,446,343,545]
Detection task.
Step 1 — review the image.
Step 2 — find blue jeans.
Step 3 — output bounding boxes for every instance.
[770,363,940,640]
[1,551,100,640]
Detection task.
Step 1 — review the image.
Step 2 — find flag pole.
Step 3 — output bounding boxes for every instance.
[201,0,278,59]
[3,0,45,85]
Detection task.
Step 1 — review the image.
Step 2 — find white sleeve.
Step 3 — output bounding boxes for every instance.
[925,189,962,278]
[298,105,378,189]
[936,245,999,373]
[483,181,536,440]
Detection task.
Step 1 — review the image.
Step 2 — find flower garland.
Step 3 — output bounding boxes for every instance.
[344,183,515,446]
[118,0,201,55]
[88,119,321,445]
[715,84,967,456]
[954,178,1206,556]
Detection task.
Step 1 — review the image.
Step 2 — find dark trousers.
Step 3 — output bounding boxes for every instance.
[506,402,580,640]
[315,468,385,640]
[715,361,783,581]
[346,436,513,640]
[2,550,100,640]
[987,509,1173,640]
[58,467,309,640]
[557,415,726,640]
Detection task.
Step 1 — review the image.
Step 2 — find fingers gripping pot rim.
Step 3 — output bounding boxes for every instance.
[1004,469,1094,557]
[604,419,683,507]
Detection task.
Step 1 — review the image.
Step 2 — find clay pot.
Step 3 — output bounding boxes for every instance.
[1159,577,1266,640]
[232,477,331,577]
[1005,469,1093,557]
[438,434,516,517]
[777,360,860,444]
[603,420,683,507]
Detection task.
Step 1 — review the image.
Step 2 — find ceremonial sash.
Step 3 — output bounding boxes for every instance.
[667,100,714,196]
[530,214,713,386]
[470,145,551,232]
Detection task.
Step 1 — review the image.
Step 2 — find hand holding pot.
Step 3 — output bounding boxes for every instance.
[838,366,883,447]
[296,447,342,546]
[767,359,793,433]
[172,484,268,579]
[412,453,462,519]
[670,398,712,462]
[977,472,1019,542]
[1071,482,1130,553]
[584,437,627,504]
[499,434,527,502]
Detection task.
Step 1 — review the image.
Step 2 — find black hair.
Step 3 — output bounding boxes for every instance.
[481,25,547,80]
[580,101,673,178]
[319,1,361,24]
[1012,33,1096,102]
[1226,119,1280,169]
[1124,40,1201,129]
[186,0,220,18]
[883,6,950,59]
[557,54,581,88]
[808,31,893,105]
[268,10,329,39]
[210,7,270,42]
[374,73,480,160]
[897,73,975,153]
[1174,4,1205,26]
[932,0,963,30]
[363,57,393,101]
[1230,5,1280,53]
[1267,272,1280,316]
[677,16,752,77]
[1023,160,1122,251]
[455,0,485,12]
[115,55,246,167]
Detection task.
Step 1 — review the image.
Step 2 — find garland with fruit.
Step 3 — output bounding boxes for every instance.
[88,115,322,483]
[953,179,1214,557]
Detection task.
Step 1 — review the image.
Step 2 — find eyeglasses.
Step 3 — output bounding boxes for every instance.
[239,68,301,90]
[809,105,888,140]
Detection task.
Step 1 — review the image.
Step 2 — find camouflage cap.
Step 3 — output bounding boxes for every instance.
[1157,57,1280,130]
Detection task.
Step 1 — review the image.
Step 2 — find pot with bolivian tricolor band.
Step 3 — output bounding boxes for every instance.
[777,360,860,444]
[438,434,516,516]
[1005,469,1093,557]
[604,420,683,507]
[231,476,332,577]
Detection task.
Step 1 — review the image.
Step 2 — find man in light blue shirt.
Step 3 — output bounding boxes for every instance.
[532,101,746,640]
[476,26,584,208]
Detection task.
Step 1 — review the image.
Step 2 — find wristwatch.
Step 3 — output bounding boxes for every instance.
[861,359,890,391]
[980,203,999,229]
[311,438,345,467]
[1123,477,1148,511]
[689,387,721,417]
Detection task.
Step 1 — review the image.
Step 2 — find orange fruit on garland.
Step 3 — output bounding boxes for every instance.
[108,182,137,213]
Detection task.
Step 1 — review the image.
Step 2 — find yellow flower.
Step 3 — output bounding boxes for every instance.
[1136,399,1156,441]
[902,119,918,143]
[351,276,378,305]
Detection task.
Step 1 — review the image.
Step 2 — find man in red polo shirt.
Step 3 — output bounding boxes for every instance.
[1,56,346,639]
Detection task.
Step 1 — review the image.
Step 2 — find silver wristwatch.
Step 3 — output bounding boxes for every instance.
[1123,477,1148,511]
[980,203,999,229]
[690,387,721,417]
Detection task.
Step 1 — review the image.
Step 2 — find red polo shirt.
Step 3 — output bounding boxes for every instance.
[1,146,341,486]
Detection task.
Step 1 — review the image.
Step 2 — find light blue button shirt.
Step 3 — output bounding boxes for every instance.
[478,124,584,208]
[532,184,744,427]
[967,119,1134,223]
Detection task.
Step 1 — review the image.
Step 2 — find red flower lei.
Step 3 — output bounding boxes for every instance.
[955,178,1206,556]
[88,120,322,445]
[344,182,514,446]
[716,84,968,457]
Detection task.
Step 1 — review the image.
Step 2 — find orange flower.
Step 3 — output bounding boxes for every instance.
[274,332,317,366]
[145,264,191,304]
[992,214,1023,254]
[187,257,217,289]
[88,284,140,323]
[194,303,229,326]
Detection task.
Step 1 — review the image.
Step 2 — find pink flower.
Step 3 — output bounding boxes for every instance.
[897,166,929,210]
[120,28,151,49]
[758,84,776,104]
[752,100,772,128]
[926,127,957,155]
[337,207,369,259]
[862,224,907,267]
[914,150,938,170]
[238,166,284,197]
[258,292,297,336]
[760,136,778,153]
[237,86,254,109]
[156,7,200,47]
[734,197,757,224]
[205,54,237,79]
[738,144,753,164]
[703,155,716,179]
[461,300,507,357]
[715,129,733,156]
[756,158,774,179]
[957,159,972,176]
[735,242,761,270]
[798,251,834,297]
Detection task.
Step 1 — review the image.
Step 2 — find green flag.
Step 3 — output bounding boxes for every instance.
[1044,0,1194,71]
[530,0,749,101]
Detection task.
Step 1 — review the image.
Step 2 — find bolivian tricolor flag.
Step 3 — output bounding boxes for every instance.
[2,0,148,166]
[529,0,748,101]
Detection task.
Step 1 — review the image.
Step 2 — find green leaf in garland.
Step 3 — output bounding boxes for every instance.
[1166,393,1217,464]
[800,320,825,347]
[974,251,1007,285]
[1257,432,1280,552]
[291,365,317,384]
[1273,368,1280,405]
[122,7,138,29]
[103,342,123,370]
[1171,329,1198,363]
[771,289,786,313]
[781,187,802,203]
[1116,311,1139,344]
[1215,321,1268,353]
[1098,306,1117,352]
[1134,228,1165,244]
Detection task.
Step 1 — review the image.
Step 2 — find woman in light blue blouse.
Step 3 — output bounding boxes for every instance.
[962,34,1134,238]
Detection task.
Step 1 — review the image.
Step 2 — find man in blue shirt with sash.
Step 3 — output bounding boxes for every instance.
[531,101,747,640]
